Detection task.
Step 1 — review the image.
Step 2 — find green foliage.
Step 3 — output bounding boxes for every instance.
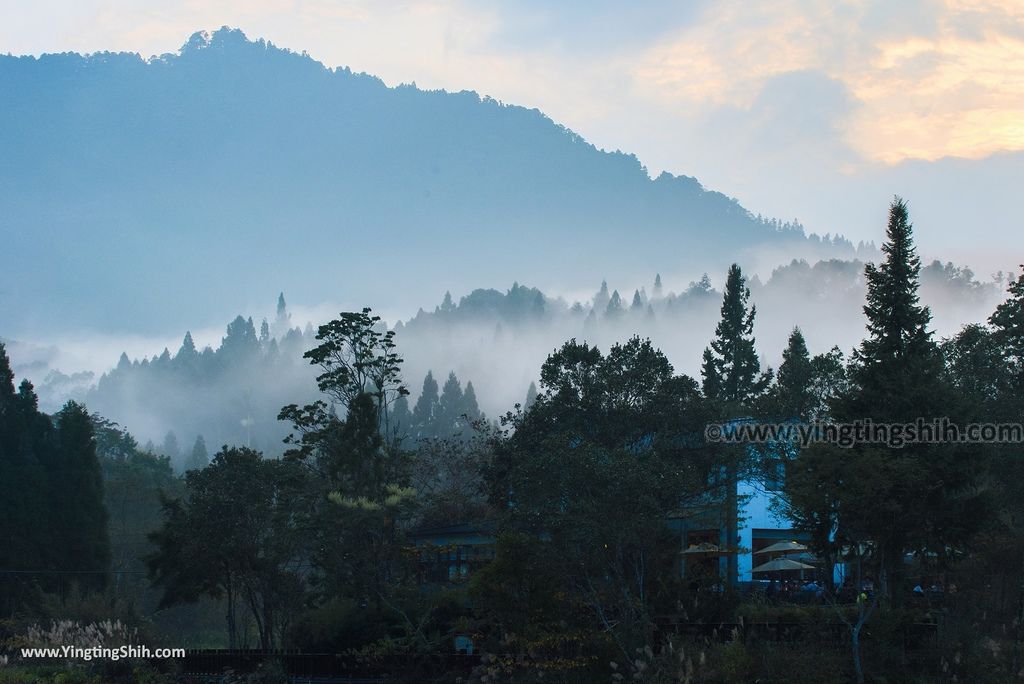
[146,447,308,649]
[0,352,112,610]
[787,198,990,611]
[480,337,719,674]
[302,307,407,414]
[51,402,110,591]
[701,263,772,407]
[774,327,813,419]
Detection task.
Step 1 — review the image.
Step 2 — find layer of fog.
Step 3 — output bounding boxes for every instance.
[4,255,1009,471]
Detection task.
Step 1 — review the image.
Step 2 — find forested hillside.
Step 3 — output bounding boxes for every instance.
[0,28,867,336]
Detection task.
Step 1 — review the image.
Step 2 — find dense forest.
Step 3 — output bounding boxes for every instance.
[3,199,1024,682]
[14,254,1007,468]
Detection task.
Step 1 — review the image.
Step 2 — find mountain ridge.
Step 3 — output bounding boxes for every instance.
[1,27,862,337]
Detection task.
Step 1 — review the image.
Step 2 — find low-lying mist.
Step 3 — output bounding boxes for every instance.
[4,257,1010,469]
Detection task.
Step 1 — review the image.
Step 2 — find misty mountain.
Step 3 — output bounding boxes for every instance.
[20,258,1004,458]
[1,27,865,338]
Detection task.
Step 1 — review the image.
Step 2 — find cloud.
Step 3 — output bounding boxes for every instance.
[633,0,1024,165]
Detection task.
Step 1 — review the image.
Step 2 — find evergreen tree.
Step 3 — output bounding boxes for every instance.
[221,315,260,361]
[437,371,465,434]
[701,264,771,405]
[0,345,49,608]
[177,331,198,360]
[274,292,291,336]
[630,289,644,312]
[531,291,546,317]
[462,381,482,423]
[688,273,713,296]
[849,197,939,415]
[593,280,610,313]
[775,327,814,419]
[439,291,455,313]
[605,290,624,319]
[990,266,1024,373]
[524,381,539,410]
[0,345,12,398]
[161,431,181,465]
[790,198,986,608]
[185,435,210,471]
[390,393,412,440]
[51,401,110,589]
[700,263,770,586]
[652,273,663,300]
[413,371,440,437]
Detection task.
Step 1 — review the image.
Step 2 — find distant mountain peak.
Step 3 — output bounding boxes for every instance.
[180,26,261,55]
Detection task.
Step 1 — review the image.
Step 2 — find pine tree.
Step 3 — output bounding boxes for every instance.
[850,197,938,415]
[440,291,456,313]
[701,263,770,587]
[274,292,291,336]
[776,327,814,419]
[391,394,412,440]
[799,198,981,607]
[0,342,13,400]
[631,290,644,312]
[221,315,260,361]
[990,267,1024,371]
[462,381,482,423]
[438,371,465,434]
[653,273,663,300]
[605,290,624,319]
[532,291,546,317]
[185,435,210,471]
[413,371,440,437]
[524,381,539,410]
[161,431,181,466]
[593,280,610,313]
[52,401,110,589]
[701,264,770,405]
[177,331,198,360]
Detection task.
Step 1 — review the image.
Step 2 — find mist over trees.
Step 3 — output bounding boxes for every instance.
[3,197,1024,680]
[12,256,1005,464]
[0,27,869,337]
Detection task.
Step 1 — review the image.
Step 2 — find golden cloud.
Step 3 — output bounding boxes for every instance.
[634,0,1024,164]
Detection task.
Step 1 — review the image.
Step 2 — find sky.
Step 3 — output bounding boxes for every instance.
[2,0,1022,274]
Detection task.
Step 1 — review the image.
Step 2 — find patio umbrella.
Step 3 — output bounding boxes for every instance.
[789,551,820,563]
[755,540,809,555]
[680,542,725,555]
[751,558,815,573]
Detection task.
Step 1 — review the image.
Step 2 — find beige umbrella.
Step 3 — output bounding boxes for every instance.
[751,558,815,573]
[680,542,726,556]
[789,551,820,563]
[755,540,809,555]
